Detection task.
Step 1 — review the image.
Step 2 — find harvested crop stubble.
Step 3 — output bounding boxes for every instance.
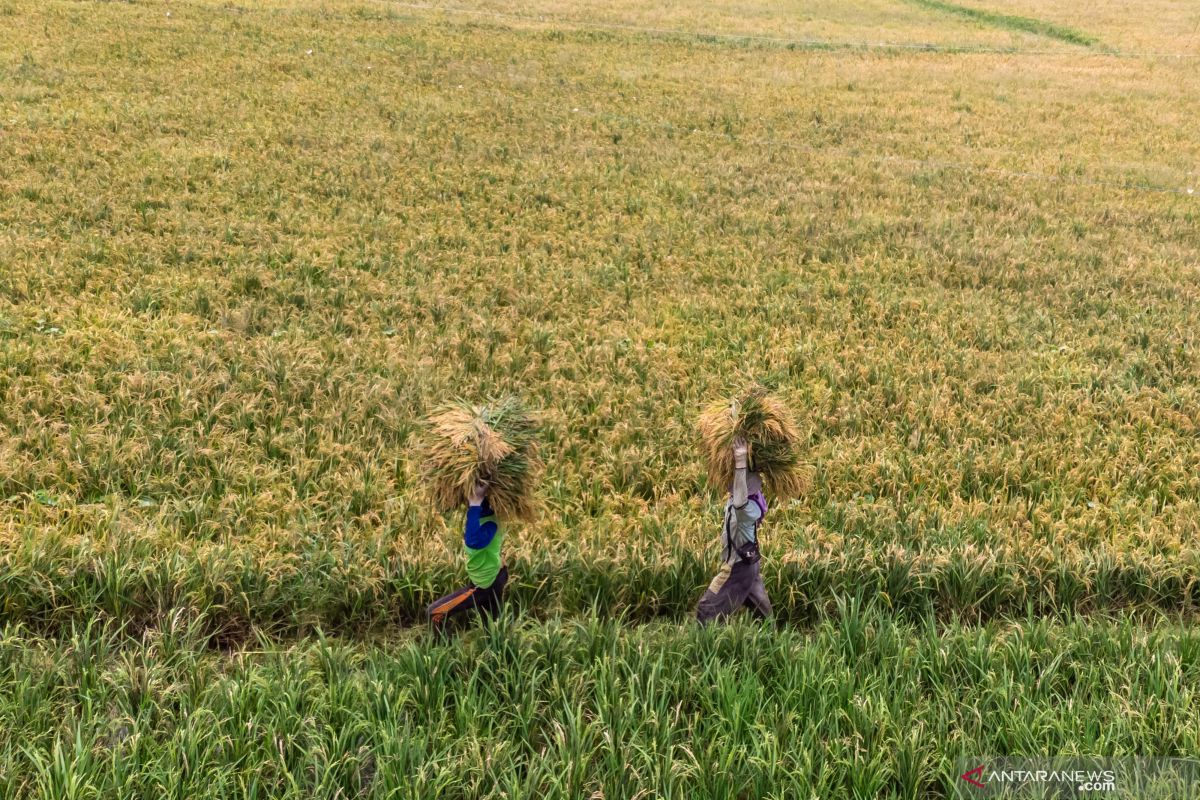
[698,386,809,500]
[424,396,541,520]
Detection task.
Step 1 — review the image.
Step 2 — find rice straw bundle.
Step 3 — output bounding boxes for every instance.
[697,385,808,500]
[424,396,541,521]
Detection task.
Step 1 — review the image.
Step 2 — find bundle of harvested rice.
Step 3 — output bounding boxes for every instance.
[424,396,541,520]
[697,385,808,500]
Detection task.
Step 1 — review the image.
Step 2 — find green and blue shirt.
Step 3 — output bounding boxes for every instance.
[464,500,503,589]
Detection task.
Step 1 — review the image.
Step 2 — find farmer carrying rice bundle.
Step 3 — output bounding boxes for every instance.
[694,386,806,624]
[422,396,540,631]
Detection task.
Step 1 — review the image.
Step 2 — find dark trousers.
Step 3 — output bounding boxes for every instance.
[696,559,771,624]
[427,566,509,630]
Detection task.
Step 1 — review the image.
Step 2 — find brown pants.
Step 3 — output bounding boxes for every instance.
[696,559,772,624]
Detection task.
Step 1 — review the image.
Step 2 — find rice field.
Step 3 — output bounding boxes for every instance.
[1,0,1199,795]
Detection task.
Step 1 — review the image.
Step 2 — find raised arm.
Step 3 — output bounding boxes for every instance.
[464,480,497,549]
[731,437,749,508]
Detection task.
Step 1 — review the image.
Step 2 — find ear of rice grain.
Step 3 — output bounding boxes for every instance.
[697,386,808,501]
[425,396,541,521]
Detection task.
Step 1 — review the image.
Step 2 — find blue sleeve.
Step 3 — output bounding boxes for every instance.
[464,505,498,550]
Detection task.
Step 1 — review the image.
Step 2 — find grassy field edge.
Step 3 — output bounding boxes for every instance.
[4,533,1198,640]
[3,611,1198,798]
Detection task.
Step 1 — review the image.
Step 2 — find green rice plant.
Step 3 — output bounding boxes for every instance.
[423,396,541,521]
[1,612,1199,799]
[697,385,809,500]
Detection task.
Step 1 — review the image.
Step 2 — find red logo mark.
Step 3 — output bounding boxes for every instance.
[960,765,986,788]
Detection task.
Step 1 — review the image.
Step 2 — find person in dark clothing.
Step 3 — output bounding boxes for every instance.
[696,437,772,624]
[427,480,509,631]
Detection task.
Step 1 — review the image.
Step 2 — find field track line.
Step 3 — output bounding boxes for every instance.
[380,0,1200,59]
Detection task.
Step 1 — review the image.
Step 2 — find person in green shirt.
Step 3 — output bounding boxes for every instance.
[427,480,508,631]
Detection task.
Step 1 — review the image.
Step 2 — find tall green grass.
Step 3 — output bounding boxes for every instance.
[3,529,1198,640]
[2,610,1197,799]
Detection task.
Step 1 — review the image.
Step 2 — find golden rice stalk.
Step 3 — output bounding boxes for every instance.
[697,385,808,501]
[424,396,541,521]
